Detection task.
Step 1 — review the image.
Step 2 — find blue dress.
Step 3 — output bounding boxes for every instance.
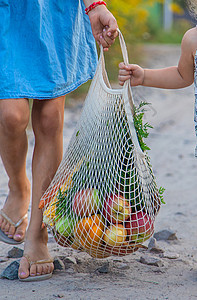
[0,0,98,99]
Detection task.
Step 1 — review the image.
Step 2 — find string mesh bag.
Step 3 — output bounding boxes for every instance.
[39,30,162,258]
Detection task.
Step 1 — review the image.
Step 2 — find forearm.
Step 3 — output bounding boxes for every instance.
[143,66,193,89]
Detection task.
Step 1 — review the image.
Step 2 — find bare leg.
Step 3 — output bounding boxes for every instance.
[0,99,30,242]
[18,96,65,279]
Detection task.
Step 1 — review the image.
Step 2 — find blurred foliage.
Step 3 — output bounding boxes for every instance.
[68,0,192,100]
[147,18,191,43]
[170,2,184,14]
[173,0,187,9]
[108,0,162,43]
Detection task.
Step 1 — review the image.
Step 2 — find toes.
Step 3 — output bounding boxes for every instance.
[29,264,37,277]
[14,219,27,241]
[50,262,54,273]
[0,213,27,241]
[7,225,15,238]
[18,257,30,279]
[3,222,10,234]
[18,256,54,279]
[34,264,42,276]
[35,262,54,275]
[14,229,24,241]
[42,262,53,275]
[1,219,13,235]
[1,218,7,231]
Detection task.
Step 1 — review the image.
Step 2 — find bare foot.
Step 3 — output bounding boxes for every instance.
[0,179,30,242]
[18,227,54,280]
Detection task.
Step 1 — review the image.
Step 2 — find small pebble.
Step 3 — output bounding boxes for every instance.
[8,247,23,258]
[53,294,65,298]
[96,263,109,273]
[64,256,77,265]
[115,262,130,270]
[161,251,180,259]
[54,258,65,271]
[148,238,164,253]
[1,261,19,280]
[154,229,178,241]
[140,255,164,267]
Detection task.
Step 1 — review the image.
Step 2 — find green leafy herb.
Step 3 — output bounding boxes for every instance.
[55,187,75,219]
[158,186,165,204]
[133,102,153,152]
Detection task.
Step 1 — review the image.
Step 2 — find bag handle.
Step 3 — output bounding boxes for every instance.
[99,28,133,99]
[117,29,129,66]
[99,29,145,158]
[100,29,129,64]
[118,31,144,157]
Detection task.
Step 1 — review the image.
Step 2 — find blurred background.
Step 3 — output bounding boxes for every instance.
[67,0,195,102]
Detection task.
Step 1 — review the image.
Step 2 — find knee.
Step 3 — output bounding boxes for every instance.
[34,105,64,137]
[0,107,29,135]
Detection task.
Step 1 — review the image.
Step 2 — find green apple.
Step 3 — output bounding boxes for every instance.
[55,215,76,237]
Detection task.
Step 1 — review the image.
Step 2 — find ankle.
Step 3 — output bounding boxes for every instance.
[26,226,48,244]
[7,182,31,205]
[8,178,30,194]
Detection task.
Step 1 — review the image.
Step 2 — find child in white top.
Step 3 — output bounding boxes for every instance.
[118,1,197,155]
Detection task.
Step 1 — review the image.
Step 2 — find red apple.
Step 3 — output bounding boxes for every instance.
[103,224,127,247]
[125,211,154,243]
[72,188,101,217]
[103,194,131,224]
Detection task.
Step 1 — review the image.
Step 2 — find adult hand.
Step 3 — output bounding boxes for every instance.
[88,5,118,51]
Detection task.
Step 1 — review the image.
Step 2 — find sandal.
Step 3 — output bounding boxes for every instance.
[0,209,28,245]
[19,255,54,282]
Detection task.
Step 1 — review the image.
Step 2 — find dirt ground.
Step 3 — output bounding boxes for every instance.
[0,44,197,300]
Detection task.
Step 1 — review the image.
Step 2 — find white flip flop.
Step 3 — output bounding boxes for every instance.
[0,209,27,245]
[18,255,54,282]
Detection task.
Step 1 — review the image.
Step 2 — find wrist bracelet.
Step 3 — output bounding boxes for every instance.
[85,1,106,15]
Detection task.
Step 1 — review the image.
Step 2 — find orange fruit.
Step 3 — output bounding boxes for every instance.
[74,214,104,250]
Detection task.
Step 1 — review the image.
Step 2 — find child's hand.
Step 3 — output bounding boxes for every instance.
[118,63,144,86]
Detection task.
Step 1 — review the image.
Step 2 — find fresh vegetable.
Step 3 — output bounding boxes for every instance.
[125,211,154,243]
[72,188,101,217]
[104,194,131,223]
[74,214,104,250]
[39,179,71,210]
[158,186,165,204]
[43,200,57,226]
[133,101,153,152]
[39,158,84,209]
[55,215,77,237]
[103,224,127,247]
[39,184,60,209]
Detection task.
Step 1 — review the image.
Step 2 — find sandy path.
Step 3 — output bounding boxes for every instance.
[0,44,197,300]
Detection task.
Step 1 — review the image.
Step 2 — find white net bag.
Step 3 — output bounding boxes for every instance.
[39,31,162,258]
